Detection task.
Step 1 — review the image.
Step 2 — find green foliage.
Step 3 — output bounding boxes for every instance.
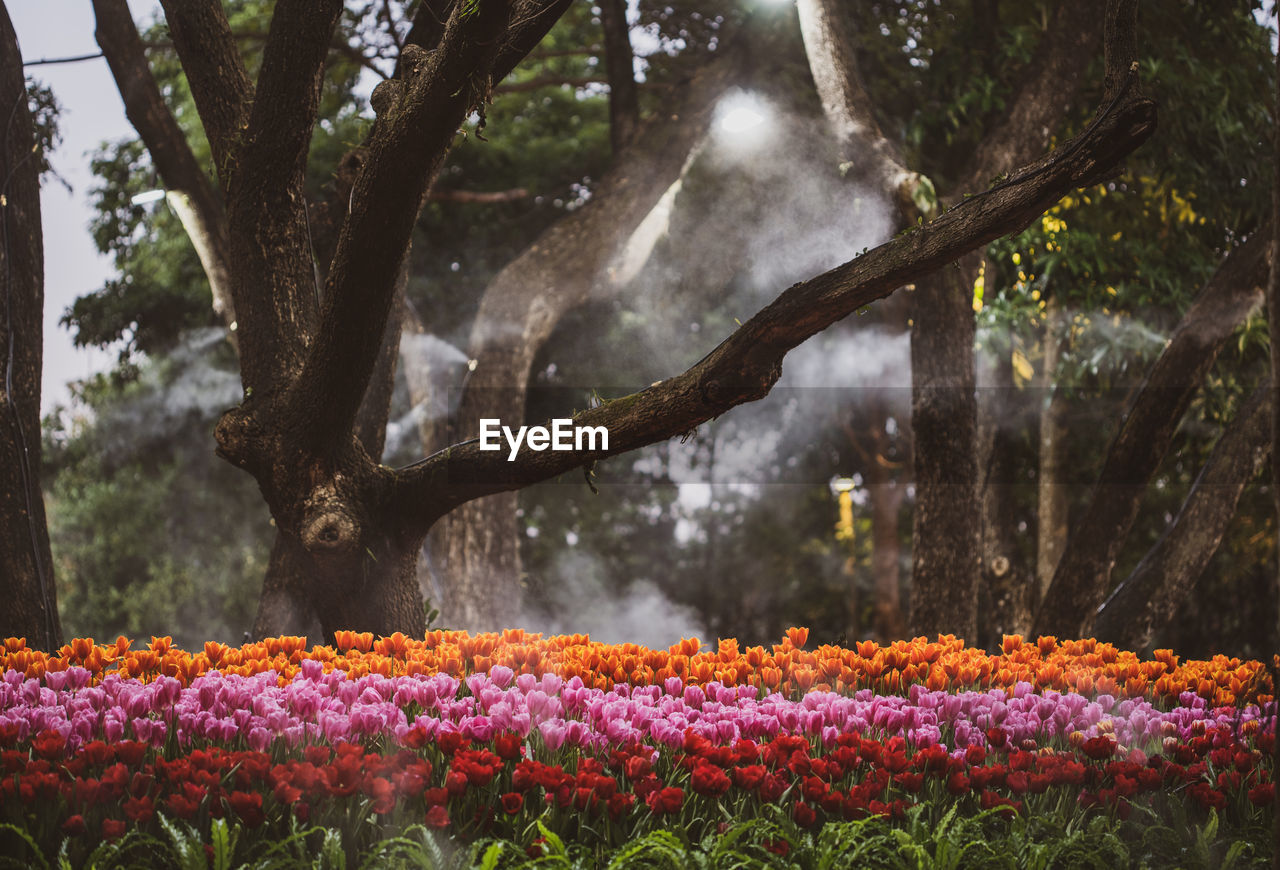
[70,140,213,359]
[42,336,268,647]
[66,0,367,366]
[405,3,611,346]
[4,805,1269,869]
[23,78,67,188]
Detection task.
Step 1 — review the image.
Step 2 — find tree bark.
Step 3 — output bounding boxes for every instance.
[1033,230,1270,638]
[1036,301,1070,600]
[979,336,1035,645]
[909,257,981,640]
[598,0,638,154]
[864,401,906,642]
[155,0,253,181]
[0,5,61,650]
[1094,382,1271,651]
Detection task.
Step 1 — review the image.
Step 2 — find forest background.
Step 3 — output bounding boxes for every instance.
[10,0,1277,660]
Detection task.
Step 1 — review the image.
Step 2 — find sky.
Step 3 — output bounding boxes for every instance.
[11,1,161,413]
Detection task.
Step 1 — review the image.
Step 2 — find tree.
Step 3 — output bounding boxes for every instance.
[10,0,1157,646]
[797,0,1275,647]
[0,5,61,650]
[795,0,1109,641]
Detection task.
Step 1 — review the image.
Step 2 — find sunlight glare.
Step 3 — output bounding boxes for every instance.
[714,92,774,150]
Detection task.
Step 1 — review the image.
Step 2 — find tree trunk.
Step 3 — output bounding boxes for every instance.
[909,256,981,639]
[979,338,1034,645]
[252,267,408,640]
[0,5,61,650]
[598,0,638,154]
[795,0,1105,642]
[252,534,323,639]
[1034,230,1269,638]
[1036,302,1070,601]
[866,400,906,642]
[435,50,743,630]
[1094,382,1271,651]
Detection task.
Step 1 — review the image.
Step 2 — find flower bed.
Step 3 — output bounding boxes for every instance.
[1,630,1270,709]
[0,631,1274,867]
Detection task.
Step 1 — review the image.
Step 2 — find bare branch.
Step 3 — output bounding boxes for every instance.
[91,0,237,339]
[393,84,1157,520]
[21,51,104,67]
[399,0,455,61]
[156,0,252,182]
[1094,382,1271,651]
[1033,228,1270,639]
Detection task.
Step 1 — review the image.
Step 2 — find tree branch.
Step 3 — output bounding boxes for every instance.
[493,0,575,82]
[1033,228,1270,639]
[393,83,1157,521]
[222,0,344,394]
[91,0,238,341]
[285,0,517,452]
[795,0,916,206]
[156,0,252,183]
[1094,382,1271,651]
[962,1,1105,191]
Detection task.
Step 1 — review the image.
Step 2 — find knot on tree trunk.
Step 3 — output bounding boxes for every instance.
[300,485,361,554]
[213,405,265,472]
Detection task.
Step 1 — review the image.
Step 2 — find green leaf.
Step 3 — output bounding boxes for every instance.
[319,827,348,870]
[0,823,50,870]
[536,821,568,857]
[478,842,505,870]
[158,813,205,870]
[210,817,233,870]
